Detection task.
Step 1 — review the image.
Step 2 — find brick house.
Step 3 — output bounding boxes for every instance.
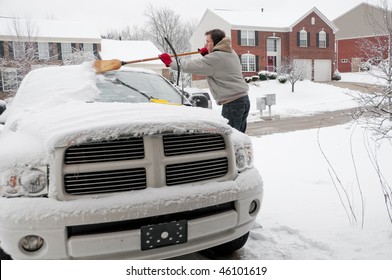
[333,2,391,72]
[0,17,101,92]
[190,7,338,84]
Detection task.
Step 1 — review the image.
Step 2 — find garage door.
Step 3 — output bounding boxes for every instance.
[314,59,331,82]
[293,59,312,80]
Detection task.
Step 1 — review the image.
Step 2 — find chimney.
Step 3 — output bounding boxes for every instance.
[261,8,264,12]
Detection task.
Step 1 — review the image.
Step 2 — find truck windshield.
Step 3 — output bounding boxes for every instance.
[96,71,183,104]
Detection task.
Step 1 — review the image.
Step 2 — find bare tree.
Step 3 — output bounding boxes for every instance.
[353,1,392,138]
[144,4,192,54]
[103,5,197,86]
[0,17,43,94]
[349,1,392,225]
[279,57,310,92]
[62,47,97,65]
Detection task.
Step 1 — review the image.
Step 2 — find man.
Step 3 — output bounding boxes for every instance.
[159,29,250,133]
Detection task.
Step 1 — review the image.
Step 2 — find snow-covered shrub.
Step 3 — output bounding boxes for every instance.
[245,77,252,83]
[332,70,341,81]
[252,75,259,82]
[268,72,278,80]
[278,75,287,83]
[258,71,268,81]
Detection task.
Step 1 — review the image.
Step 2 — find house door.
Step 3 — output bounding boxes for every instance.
[267,56,276,72]
[267,37,281,72]
[351,58,361,72]
[314,59,332,82]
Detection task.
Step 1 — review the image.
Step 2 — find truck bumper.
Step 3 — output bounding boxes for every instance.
[0,168,263,259]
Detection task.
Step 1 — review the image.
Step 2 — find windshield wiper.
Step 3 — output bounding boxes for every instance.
[110,78,153,101]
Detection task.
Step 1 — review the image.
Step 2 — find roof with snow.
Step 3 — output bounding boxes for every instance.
[99,39,162,64]
[0,17,101,42]
[209,7,337,31]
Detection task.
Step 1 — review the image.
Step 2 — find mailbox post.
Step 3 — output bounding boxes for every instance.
[256,96,267,116]
[266,93,276,116]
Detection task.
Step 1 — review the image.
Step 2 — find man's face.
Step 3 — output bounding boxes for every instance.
[205,34,214,53]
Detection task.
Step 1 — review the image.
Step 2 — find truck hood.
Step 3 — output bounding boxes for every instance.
[0,102,231,168]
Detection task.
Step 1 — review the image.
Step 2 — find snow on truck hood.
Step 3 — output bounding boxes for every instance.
[0,63,231,167]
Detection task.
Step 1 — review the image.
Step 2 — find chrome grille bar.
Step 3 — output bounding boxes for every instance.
[64,168,146,195]
[64,137,144,164]
[163,134,226,156]
[166,157,228,186]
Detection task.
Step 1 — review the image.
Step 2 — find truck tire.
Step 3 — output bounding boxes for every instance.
[210,232,249,256]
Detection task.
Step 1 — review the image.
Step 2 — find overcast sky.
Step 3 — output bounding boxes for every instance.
[0,0,374,34]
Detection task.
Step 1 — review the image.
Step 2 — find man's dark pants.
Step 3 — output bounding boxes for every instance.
[221,95,250,133]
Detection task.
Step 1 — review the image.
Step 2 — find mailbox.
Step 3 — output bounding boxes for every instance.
[256,97,266,110]
[266,93,276,106]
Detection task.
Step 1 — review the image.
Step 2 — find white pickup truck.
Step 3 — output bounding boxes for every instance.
[0,63,263,259]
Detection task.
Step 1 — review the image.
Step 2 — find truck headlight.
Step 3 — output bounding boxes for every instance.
[235,145,253,172]
[0,167,48,197]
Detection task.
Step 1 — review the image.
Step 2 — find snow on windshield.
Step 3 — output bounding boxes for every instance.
[10,62,100,110]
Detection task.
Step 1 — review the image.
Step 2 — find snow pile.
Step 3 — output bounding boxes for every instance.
[241,123,392,259]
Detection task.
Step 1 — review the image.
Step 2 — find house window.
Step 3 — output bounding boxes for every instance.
[299,29,308,47]
[318,30,327,48]
[241,30,255,46]
[38,42,49,60]
[241,54,256,72]
[13,42,26,59]
[83,43,94,53]
[267,39,277,52]
[341,59,348,63]
[61,43,72,60]
[311,17,315,25]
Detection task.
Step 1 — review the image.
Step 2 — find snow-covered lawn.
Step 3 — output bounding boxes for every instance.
[189,72,392,260]
[244,123,392,259]
[236,72,392,259]
[207,78,359,122]
[340,70,389,85]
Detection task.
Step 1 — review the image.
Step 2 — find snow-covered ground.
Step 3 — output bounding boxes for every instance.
[206,76,359,122]
[235,72,392,259]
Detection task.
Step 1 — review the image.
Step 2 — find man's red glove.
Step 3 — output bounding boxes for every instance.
[158,53,172,67]
[198,47,208,56]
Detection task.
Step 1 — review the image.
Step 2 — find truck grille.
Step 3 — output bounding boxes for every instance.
[64,168,146,195]
[62,133,230,195]
[163,134,226,156]
[166,157,228,186]
[64,137,144,164]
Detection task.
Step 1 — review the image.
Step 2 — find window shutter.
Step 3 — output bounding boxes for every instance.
[297,32,300,46]
[0,41,4,58]
[33,42,39,59]
[238,30,242,46]
[326,33,330,48]
[316,33,319,47]
[8,42,14,59]
[57,43,62,61]
[49,43,54,59]
[255,31,258,46]
[256,55,259,72]
[307,32,310,47]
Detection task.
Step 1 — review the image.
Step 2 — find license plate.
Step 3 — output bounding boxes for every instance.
[141,220,188,251]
